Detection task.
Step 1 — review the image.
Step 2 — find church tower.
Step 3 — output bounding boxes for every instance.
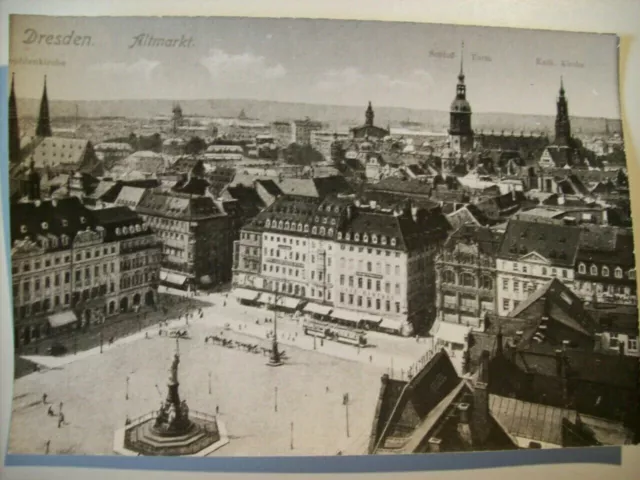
[36,76,52,138]
[26,160,41,201]
[365,101,374,127]
[9,73,21,164]
[554,77,571,146]
[448,42,473,154]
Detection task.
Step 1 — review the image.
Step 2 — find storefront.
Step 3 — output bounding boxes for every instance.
[303,302,333,320]
[330,308,362,328]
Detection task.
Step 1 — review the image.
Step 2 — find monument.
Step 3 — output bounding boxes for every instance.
[113,339,229,456]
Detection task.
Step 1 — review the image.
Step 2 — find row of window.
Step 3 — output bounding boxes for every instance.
[502,278,544,294]
[577,263,633,279]
[13,246,119,274]
[503,261,568,278]
[340,244,402,258]
[338,293,402,313]
[339,258,402,275]
[339,275,402,295]
[441,271,494,289]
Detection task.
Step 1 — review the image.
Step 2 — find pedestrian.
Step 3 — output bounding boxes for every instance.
[59,402,63,412]
[369,355,372,363]
[45,439,51,454]
[58,413,64,428]
[145,332,149,339]
[42,393,47,404]
[47,405,54,416]
[216,405,219,414]
[326,386,329,393]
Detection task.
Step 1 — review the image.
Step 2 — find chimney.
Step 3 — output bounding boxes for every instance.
[555,349,563,376]
[457,403,473,447]
[428,437,442,453]
[471,350,491,445]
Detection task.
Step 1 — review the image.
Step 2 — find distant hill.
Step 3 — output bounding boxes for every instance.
[15,98,622,136]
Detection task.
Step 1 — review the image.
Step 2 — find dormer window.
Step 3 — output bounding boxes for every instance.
[629,270,636,280]
[354,233,360,242]
[615,267,623,279]
[20,225,27,234]
[123,226,129,235]
[372,234,378,244]
[328,228,334,237]
[297,224,303,232]
[337,231,342,240]
[322,217,328,224]
[381,236,387,245]
[62,219,69,227]
[312,226,318,235]
[304,224,309,232]
[41,239,49,249]
[578,263,586,274]
[363,234,369,243]
[278,221,284,229]
[265,219,271,228]
[80,216,86,224]
[116,228,122,236]
[330,218,336,226]
[602,266,610,277]
[590,265,598,276]
[41,222,49,230]
[391,237,397,247]
[284,221,290,230]
[61,235,69,246]
[346,233,351,241]
[320,227,326,236]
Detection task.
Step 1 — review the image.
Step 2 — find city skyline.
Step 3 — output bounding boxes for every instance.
[9,16,621,118]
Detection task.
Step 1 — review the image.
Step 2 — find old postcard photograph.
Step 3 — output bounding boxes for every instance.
[5,14,639,457]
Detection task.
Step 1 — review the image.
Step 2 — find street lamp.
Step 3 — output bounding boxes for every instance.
[344,393,350,438]
[126,375,130,400]
[267,285,283,367]
[208,372,212,395]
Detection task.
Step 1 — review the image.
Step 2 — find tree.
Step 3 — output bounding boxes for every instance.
[283,143,324,166]
[185,136,206,155]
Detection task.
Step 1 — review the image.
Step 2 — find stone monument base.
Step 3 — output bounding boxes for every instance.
[113,411,228,457]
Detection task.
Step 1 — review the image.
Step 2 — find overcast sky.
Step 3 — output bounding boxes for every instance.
[9,15,621,118]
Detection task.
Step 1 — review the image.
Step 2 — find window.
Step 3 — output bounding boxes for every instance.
[354,233,360,242]
[376,299,381,310]
[503,299,510,311]
[367,262,372,272]
[513,263,518,272]
[340,293,345,303]
[386,300,390,311]
[615,267,623,279]
[357,296,362,307]
[522,265,527,274]
[395,265,400,275]
[578,263,586,274]
[552,268,557,276]
[376,280,381,292]
[367,279,372,290]
[590,265,598,276]
[443,270,455,284]
[348,294,354,305]
[562,269,568,279]
[357,277,363,288]
[629,338,638,351]
[629,270,636,280]
[513,280,520,292]
[502,279,508,291]
[340,275,345,286]
[395,302,400,313]
[385,282,390,294]
[395,283,401,295]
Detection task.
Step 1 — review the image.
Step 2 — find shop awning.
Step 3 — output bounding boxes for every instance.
[200,275,212,285]
[361,313,383,324]
[303,303,333,316]
[160,271,189,286]
[233,288,260,301]
[48,311,77,328]
[277,296,301,309]
[331,308,362,324]
[258,293,277,305]
[433,321,470,345]
[379,318,403,331]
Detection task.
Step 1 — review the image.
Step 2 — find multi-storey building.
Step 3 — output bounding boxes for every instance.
[10,192,161,348]
[232,194,450,335]
[496,219,581,316]
[271,121,293,148]
[136,189,232,289]
[574,226,636,305]
[435,225,502,327]
[292,118,324,146]
[310,130,349,161]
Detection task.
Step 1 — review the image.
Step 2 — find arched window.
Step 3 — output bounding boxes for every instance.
[602,266,610,277]
[381,236,387,245]
[461,273,475,287]
[390,238,397,246]
[278,221,284,229]
[312,227,318,235]
[443,270,455,284]
[590,265,598,276]
[284,221,290,230]
[629,270,636,280]
[363,234,369,243]
[578,263,586,274]
[297,223,303,232]
[337,232,343,240]
[320,227,326,236]
[265,219,271,228]
[615,267,623,278]
[328,228,334,237]
[372,235,378,244]
[354,233,360,241]
[345,233,351,240]
[304,224,309,232]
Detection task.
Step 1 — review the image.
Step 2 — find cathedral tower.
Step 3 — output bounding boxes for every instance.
[365,101,374,127]
[9,73,21,164]
[554,76,571,146]
[36,76,52,138]
[448,42,473,154]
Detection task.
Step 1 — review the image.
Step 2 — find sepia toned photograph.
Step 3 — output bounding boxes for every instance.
[5,14,639,458]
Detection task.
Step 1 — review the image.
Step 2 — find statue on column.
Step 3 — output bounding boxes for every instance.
[169,353,180,385]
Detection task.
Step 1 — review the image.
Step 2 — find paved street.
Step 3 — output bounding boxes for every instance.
[11,289,433,456]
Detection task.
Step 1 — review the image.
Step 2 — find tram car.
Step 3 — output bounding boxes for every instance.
[303,318,367,346]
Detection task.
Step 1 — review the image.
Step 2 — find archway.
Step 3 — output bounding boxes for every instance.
[109,301,116,315]
[120,297,129,312]
[133,293,141,306]
[145,290,155,306]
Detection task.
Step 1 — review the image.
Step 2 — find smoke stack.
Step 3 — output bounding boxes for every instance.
[428,437,442,453]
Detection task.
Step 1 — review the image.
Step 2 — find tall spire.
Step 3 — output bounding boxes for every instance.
[36,75,52,137]
[458,41,465,82]
[554,76,571,146]
[9,72,21,164]
[560,75,565,96]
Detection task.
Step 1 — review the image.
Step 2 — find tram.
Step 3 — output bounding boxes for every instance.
[302,318,367,346]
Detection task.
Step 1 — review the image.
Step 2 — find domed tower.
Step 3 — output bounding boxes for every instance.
[365,101,374,127]
[330,133,344,164]
[172,102,184,134]
[448,42,473,154]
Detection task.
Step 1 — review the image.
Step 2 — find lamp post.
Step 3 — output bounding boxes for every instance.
[208,371,212,395]
[99,329,103,354]
[274,386,278,413]
[126,375,130,400]
[290,421,294,450]
[344,393,350,438]
[267,285,283,367]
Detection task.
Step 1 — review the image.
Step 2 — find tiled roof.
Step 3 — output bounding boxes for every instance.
[444,225,503,256]
[367,178,433,197]
[498,219,581,267]
[113,186,147,209]
[137,189,224,220]
[256,179,282,197]
[30,137,91,169]
[91,206,151,242]
[577,227,635,266]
